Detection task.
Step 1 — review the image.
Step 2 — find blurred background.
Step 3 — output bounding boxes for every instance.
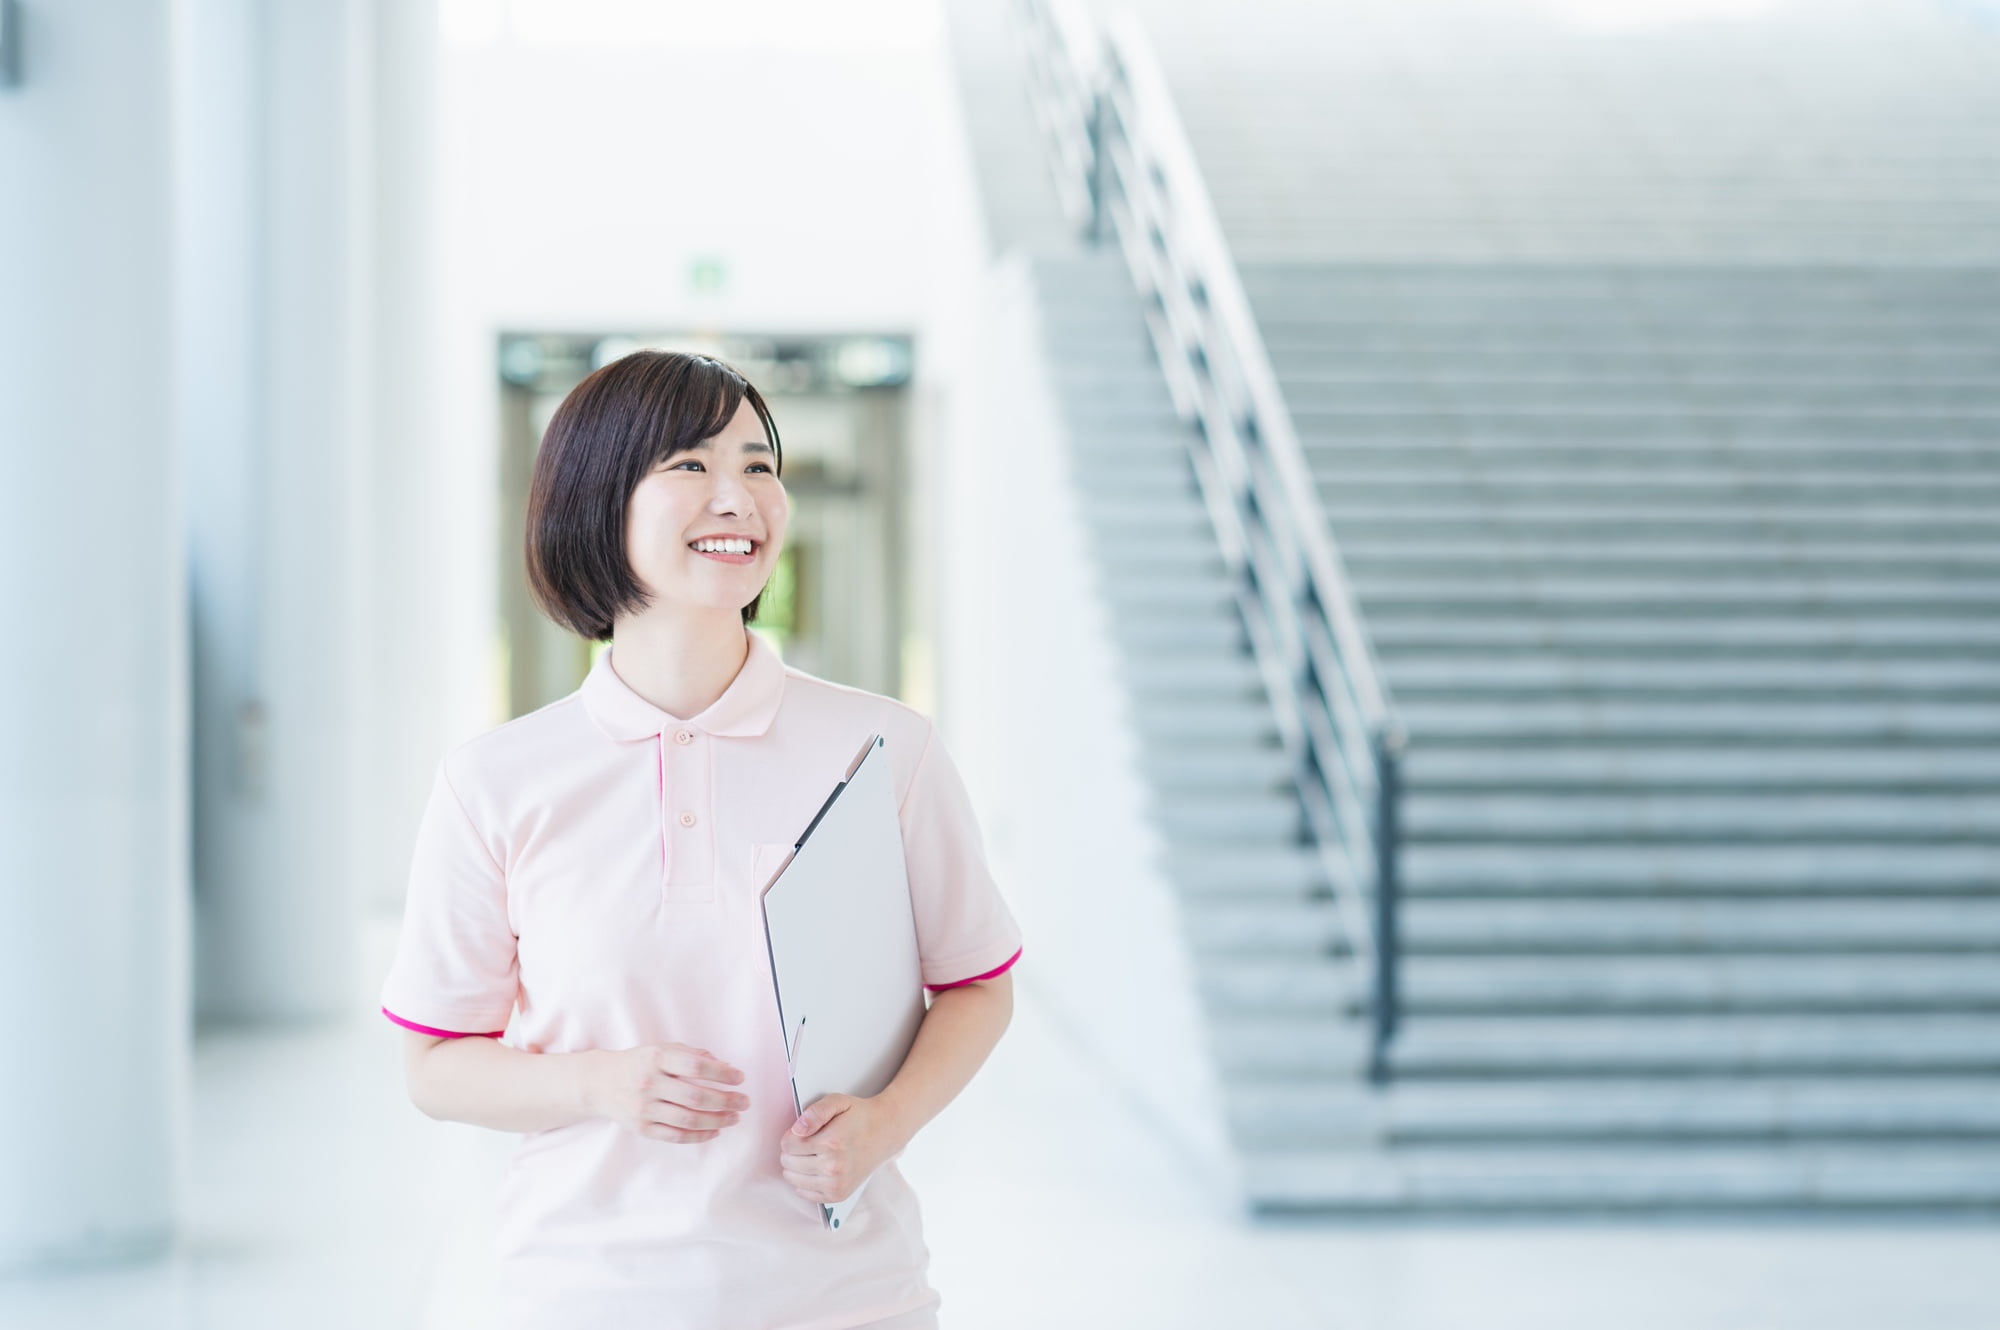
[5,0,2000,1325]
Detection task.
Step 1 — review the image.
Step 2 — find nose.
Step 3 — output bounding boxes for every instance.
[708,471,752,516]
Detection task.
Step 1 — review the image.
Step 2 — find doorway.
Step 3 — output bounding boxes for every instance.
[496,330,915,717]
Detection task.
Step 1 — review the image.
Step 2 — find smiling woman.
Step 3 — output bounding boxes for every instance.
[382,343,1020,1328]
[525,349,787,638]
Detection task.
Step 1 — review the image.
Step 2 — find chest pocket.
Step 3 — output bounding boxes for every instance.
[751,841,794,899]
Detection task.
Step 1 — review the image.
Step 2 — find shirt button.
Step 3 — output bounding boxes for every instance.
[674,729,694,745]
[679,810,697,827]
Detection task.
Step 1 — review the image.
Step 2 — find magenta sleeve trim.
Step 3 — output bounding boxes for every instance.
[924,946,1022,992]
[381,1006,504,1039]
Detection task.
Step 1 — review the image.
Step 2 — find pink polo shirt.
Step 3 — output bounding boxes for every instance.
[378,626,1024,1330]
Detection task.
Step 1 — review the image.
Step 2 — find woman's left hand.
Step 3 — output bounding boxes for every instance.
[778,1093,908,1205]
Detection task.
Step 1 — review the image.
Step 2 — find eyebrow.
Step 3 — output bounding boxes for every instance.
[684,438,775,455]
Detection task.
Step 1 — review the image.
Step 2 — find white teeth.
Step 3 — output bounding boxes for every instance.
[692,537,753,555]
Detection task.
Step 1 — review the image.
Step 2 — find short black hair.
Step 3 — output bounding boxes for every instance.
[526,349,783,641]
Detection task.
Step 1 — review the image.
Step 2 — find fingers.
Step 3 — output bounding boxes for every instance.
[656,1075,751,1116]
[625,1044,753,1144]
[655,1046,751,1117]
[642,1123,720,1144]
[781,1159,845,1204]
[651,1100,742,1133]
[666,1044,746,1088]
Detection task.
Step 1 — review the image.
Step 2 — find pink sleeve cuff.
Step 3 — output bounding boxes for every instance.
[925,946,1021,992]
[382,1006,505,1039]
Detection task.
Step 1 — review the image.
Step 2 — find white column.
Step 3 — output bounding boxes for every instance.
[0,0,186,1270]
[184,0,370,1026]
[356,0,447,918]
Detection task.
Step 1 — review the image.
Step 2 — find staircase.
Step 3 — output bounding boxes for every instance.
[977,0,2000,1209]
[1228,262,2000,1208]
[1040,257,2000,1211]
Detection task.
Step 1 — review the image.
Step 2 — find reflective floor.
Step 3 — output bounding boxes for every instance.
[2,911,1997,1329]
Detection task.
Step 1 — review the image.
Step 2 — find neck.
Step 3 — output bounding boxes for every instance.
[608,606,751,721]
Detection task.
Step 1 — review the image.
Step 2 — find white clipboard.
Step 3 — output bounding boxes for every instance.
[757,733,926,1233]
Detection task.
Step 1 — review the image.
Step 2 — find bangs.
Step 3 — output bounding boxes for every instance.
[642,355,748,464]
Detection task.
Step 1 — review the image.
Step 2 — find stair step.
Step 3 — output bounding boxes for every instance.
[1272,365,2000,394]
[1310,441,2000,471]
[1085,497,1213,530]
[1301,422,2000,450]
[1185,897,2000,958]
[1400,843,2000,894]
[1127,696,1277,742]
[1331,517,2000,548]
[1409,957,2000,1013]
[1396,698,2000,742]
[1353,575,2000,610]
[1151,790,1302,841]
[1213,1013,2000,1077]
[1050,400,1187,430]
[1181,898,1344,956]
[1400,899,2000,953]
[1236,265,2000,305]
[1346,539,2000,571]
[1268,347,2000,383]
[1322,500,2000,530]
[1065,465,1201,498]
[1238,1145,2000,1211]
[1124,654,1266,696]
[1398,743,2000,790]
[1091,533,1222,571]
[1098,576,1236,610]
[1198,955,2000,1017]
[1165,842,1329,896]
[1317,457,2000,488]
[1141,742,1295,791]
[1290,389,2000,419]
[1402,791,2000,842]
[1384,657,2000,696]
[1257,313,2000,345]
[1368,616,2000,652]
[1231,1077,2000,1145]
[1068,444,1190,474]
[1104,614,1247,653]
[1293,405,2000,439]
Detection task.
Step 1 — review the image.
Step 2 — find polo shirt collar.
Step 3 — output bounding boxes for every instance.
[581,627,785,741]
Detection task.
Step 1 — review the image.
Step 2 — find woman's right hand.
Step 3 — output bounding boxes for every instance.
[590,1043,751,1143]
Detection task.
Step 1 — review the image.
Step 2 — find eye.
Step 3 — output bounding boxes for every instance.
[749,463,773,473]
[669,459,702,472]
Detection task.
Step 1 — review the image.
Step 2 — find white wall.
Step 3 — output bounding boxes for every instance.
[938,254,1243,1213]
[420,0,992,778]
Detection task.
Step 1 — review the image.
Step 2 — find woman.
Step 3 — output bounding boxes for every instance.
[379,350,1024,1330]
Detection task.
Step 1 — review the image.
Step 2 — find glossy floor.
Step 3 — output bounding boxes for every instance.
[3,910,1998,1329]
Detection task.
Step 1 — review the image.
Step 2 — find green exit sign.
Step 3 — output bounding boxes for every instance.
[688,257,726,296]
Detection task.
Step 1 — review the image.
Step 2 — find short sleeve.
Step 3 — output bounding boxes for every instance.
[378,758,519,1038]
[900,722,1024,992]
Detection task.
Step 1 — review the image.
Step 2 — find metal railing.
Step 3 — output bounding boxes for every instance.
[1021,0,1409,1084]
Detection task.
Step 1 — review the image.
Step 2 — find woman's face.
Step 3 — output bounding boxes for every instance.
[625,396,787,617]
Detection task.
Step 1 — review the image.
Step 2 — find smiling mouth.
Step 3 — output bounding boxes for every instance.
[688,539,760,563]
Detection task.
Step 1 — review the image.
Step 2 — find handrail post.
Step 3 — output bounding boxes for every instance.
[1369,726,1404,1085]
[1084,86,1108,244]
